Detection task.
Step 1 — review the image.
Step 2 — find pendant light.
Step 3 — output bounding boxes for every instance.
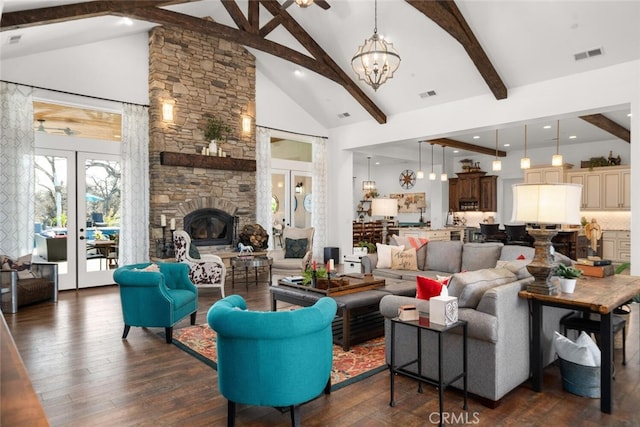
[416,141,424,179]
[520,124,531,169]
[492,129,502,171]
[552,120,563,166]
[440,145,448,181]
[362,156,376,191]
[429,143,436,180]
[351,0,401,91]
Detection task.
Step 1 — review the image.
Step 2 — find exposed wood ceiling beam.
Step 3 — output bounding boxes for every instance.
[427,137,507,157]
[0,0,191,30]
[2,0,388,125]
[579,114,631,143]
[406,0,507,100]
[259,0,387,124]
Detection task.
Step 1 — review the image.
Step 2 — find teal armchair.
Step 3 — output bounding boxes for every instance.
[208,294,337,427]
[114,263,198,343]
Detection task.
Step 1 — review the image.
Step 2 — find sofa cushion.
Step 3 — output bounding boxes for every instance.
[461,242,503,271]
[447,268,517,308]
[496,259,531,279]
[391,247,418,271]
[376,243,403,269]
[416,276,444,300]
[391,235,428,270]
[425,240,462,273]
[284,237,308,258]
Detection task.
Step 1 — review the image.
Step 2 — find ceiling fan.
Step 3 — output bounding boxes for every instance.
[35,119,80,136]
[281,0,330,10]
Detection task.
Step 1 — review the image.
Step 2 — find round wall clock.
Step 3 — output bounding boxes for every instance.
[399,169,416,189]
[303,194,313,212]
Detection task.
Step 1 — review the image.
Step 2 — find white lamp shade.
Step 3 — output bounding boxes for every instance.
[511,183,582,225]
[372,198,398,217]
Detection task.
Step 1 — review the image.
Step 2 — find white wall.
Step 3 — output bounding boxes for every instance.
[0,33,150,105]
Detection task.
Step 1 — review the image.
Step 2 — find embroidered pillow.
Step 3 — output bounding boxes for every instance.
[285,238,308,258]
[391,235,429,270]
[376,243,404,269]
[391,247,418,271]
[416,276,444,301]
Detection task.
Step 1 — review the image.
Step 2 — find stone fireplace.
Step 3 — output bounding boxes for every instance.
[177,197,240,250]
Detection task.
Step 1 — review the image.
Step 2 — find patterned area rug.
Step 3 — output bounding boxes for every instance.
[173,324,387,391]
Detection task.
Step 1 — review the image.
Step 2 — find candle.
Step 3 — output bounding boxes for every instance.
[170,218,176,230]
[313,260,317,271]
[326,261,330,273]
[329,259,335,271]
[160,214,166,227]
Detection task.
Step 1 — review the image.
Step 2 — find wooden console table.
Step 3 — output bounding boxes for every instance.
[519,274,640,414]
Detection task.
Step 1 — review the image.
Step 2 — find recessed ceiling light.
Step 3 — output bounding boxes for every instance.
[543,125,551,129]
[453,150,459,153]
[120,17,133,26]
[569,135,577,139]
[504,143,510,147]
[628,113,632,117]
[375,161,380,165]
[294,70,304,77]
[473,135,480,139]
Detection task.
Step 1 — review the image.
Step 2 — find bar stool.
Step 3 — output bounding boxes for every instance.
[560,311,626,366]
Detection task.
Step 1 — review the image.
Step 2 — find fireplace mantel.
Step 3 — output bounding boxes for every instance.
[160,151,256,172]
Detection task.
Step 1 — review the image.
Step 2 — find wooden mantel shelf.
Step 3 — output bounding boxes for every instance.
[160,151,256,172]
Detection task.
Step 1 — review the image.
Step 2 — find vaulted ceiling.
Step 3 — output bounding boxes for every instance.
[1,0,638,159]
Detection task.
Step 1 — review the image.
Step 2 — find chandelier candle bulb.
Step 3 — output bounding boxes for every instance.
[170,218,176,231]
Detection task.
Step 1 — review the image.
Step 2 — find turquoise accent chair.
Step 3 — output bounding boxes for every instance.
[114,263,198,344]
[208,294,337,427]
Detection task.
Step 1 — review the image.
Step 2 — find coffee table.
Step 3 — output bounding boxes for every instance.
[231,256,273,290]
[272,275,388,351]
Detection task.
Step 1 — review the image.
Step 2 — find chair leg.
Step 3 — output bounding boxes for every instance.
[622,325,626,366]
[220,284,226,298]
[227,401,236,427]
[165,327,173,344]
[122,324,131,339]
[324,377,331,395]
[190,311,197,325]
[290,405,301,427]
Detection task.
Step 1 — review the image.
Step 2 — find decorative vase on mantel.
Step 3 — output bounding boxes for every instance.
[209,140,218,156]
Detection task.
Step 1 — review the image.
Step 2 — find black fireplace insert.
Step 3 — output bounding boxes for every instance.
[183,208,234,246]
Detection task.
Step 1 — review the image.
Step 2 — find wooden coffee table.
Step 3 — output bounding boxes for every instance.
[272,274,387,350]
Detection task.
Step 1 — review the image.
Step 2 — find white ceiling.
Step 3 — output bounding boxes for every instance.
[1,0,637,160]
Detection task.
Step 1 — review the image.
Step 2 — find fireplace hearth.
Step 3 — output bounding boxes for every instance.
[184,208,235,247]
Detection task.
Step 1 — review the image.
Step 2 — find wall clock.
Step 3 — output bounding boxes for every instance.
[399,169,416,189]
[303,194,313,212]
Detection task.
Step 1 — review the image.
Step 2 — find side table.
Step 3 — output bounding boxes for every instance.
[389,316,468,427]
[231,256,273,290]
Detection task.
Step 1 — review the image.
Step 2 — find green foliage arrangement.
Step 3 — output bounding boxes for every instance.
[302,267,327,285]
[356,240,376,254]
[204,115,231,141]
[554,263,583,279]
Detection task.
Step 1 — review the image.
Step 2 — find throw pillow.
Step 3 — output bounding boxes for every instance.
[376,243,404,269]
[189,243,201,260]
[496,259,531,280]
[416,276,444,301]
[391,247,418,271]
[517,254,526,260]
[392,235,429,270]
[553,331,598,367]
[447,268,516,308]
[285,238,308,259]
[576,331,601,367]
[436,274,451,285]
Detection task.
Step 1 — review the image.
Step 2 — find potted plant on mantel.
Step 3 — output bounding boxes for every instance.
[204,115,231,155]
[553,264,583,294]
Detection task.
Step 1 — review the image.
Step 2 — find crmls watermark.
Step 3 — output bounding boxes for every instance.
[428,411,481,425]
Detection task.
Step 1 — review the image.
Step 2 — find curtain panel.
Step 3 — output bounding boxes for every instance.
[256,126,273,249]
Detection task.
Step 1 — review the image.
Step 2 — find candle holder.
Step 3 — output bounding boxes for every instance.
[311,269,317,288]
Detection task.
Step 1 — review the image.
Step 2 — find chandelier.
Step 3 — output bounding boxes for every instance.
[350,0,401,91]
[362,156,376,191]
[294,0,314,7]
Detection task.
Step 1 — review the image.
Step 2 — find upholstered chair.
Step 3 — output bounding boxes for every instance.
[268,226,314,274]
[113,262,198,343]
[208,294,337,427]
[173,230,226,297]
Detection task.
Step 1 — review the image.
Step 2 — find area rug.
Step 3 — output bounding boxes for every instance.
[172,324,387,391]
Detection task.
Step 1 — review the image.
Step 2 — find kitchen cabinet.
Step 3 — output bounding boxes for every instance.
[449,172,496,212]
[398,228,451,241]
[566,165,630,211]
[524,164,573,184]
[602,230,630,263]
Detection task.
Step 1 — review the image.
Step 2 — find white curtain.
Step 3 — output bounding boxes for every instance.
[0,82,35,257]
[255,126,273,249]
[119,103,149,264]
[312,137,328,262]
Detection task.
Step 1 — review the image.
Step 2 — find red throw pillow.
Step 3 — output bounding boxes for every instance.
[416,276,444,301]
[517,254,526,260]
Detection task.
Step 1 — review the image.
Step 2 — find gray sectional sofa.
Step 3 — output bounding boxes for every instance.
[361,239,572,406]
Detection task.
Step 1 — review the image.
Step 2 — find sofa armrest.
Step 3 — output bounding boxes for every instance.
[361,254,378,273]
[379,294,431,318]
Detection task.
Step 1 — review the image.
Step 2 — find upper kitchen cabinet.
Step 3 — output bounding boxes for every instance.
[523,164,573,184]
[566,165,630,211]
[449,172,497,212]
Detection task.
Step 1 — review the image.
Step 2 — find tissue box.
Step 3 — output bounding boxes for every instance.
[429,296,458,326]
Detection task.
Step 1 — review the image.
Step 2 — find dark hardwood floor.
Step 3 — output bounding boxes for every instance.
[4,277,639,426]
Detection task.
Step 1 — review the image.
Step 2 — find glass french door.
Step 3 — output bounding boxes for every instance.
[271,169,312,230]
[34,149,120,290]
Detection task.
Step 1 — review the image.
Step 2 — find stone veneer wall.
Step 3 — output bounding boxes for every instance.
[148,25,256,255]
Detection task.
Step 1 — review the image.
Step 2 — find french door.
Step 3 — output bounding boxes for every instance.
[271,169,312,230]
[34,149,121,290]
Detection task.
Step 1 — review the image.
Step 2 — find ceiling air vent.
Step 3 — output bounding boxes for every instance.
[419,90,437,99]
[337,112,351,119]
[8,35,22,44]
[574,47,603,61]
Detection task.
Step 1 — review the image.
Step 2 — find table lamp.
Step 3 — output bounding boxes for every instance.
[511,183,582,295]
[372,198,398,245]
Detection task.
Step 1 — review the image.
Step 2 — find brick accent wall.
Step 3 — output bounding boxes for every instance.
[148,25,256,255]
